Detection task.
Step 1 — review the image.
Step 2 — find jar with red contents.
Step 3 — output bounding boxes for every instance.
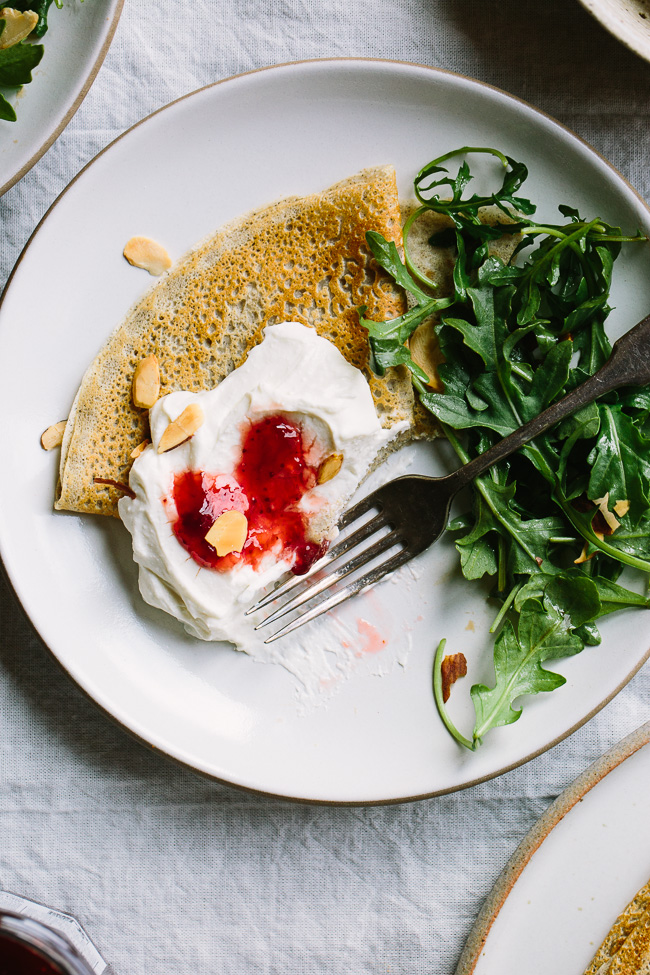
[0,892,107,975]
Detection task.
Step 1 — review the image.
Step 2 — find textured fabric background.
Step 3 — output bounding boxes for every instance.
[1,2,650,973]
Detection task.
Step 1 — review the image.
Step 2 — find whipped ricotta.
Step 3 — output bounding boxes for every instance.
[118,322,406,653]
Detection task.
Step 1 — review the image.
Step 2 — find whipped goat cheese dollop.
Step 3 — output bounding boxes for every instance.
[118,322,406,651]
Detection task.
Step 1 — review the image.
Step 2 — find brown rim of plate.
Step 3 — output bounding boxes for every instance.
[577,0,650,65]
[454,721,650,974]
[1,58,650,806]
[0,0,125,198]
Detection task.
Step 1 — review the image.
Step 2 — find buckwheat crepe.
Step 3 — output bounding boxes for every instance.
[56,166,414,518]
[584,879,650,975]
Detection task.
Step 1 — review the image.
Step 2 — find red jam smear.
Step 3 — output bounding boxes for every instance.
[170,472,247,570]
[170,414,327,575]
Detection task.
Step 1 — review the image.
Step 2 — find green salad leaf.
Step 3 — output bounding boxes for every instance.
[12,0,61,37]
[0,28,44,83]
[361,147,650,749]
[0,1,68,123]
[0,15,44,122]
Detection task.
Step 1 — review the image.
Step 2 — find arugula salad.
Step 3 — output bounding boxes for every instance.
[0,1,67,122]
[360,146,650,750]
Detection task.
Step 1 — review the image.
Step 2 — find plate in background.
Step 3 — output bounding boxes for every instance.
[456,722,650,974]
[578,0,650,63]
[0,0,123,196]
[1,59,650,803]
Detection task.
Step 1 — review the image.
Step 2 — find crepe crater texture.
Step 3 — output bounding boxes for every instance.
[584,878,650,975]
[56,166,416,518]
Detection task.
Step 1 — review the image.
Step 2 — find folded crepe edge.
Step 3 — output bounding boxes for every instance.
[55,165,410,517]
[584,879,650,975]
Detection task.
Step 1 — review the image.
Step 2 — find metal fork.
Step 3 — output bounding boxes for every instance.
[248,312,650,643]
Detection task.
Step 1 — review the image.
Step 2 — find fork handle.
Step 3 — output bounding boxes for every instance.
[445,311,650,492]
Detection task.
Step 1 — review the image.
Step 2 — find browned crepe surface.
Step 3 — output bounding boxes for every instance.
[56,167,411,517]
[584,879,650,975]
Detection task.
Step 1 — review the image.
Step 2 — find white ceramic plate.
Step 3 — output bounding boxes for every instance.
[1,60,650,804]
[0,0,123,196]
[456,721,650,974]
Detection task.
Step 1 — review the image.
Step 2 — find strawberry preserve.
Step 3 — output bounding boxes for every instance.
[170,414,327,575]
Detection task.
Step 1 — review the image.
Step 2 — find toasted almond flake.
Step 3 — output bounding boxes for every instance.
[593,493,620,533]
[123,236,172,276]
[132,354,160,408]
[440,652,467,703]
[574,532,605,563]
[614,499,630,517]
[40,420,67,450]
[130,439,150,460]
[93,477,135,500]
[408,321,444,392]
[205,509,248,556]
[0,8,38,49]
[317,452,344,484]
[157,403,203,453]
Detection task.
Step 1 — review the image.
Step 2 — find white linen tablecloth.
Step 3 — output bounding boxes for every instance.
[1,2,650,972]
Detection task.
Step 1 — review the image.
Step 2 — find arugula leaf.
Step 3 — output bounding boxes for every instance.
[421,382,514,436]
[365,231,431,304]
[519,340,573,421]
[463,571,649,747]
[414,147,536,224]
[360,146,650,750]
[449,499,499,580]
[0,92,16,122]
[471,597,583,744]
[586,405,650,522]
[0,1,67,122]
[366,336,430,385]
[0,32,44,88]
[586,574,650,617]
[543,575,603,626]
[0,13,44,124]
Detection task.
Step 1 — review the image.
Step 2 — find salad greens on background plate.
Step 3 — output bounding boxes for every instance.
[0,0,123,196]
[0,60,649,804]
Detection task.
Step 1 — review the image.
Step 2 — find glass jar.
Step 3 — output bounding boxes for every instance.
[0,891,108,975]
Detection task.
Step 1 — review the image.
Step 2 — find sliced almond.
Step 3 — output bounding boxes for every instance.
[132,354,160,409]
[593,493,620,534]
[93,476,135,500]
[205,509,248,556]
[130,439,150,460]
[123,236,172,276]
[441,652,468,703]
[40,420,67,451]
[0,8,38,49]
[614,499,630,517]
[158,403,203,453]
[317,452,343,484]
[574,542,594,565]
[408,321,444,392]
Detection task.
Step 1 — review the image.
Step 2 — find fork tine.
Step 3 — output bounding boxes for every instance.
[337,490,382,530]
[255,528,402,629]
[262,548,413,644]
[245,509,388,615]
